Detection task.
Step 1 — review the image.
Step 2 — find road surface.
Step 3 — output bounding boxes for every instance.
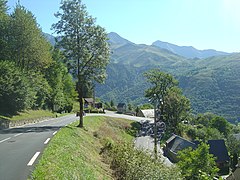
[0,114,78,180]
[0,111,171,180]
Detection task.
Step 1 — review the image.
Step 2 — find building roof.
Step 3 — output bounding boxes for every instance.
[140,109,154,118]
[166,135,230,163]
[208,140,230,162]
[166,134,197,154]
[84,98,94,103]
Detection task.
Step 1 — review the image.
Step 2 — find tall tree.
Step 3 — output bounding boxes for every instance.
[53,0,110,127]
[0,0,10,60]
[164,87,191,134]
[144,69,178,123]
[10,5,52,70]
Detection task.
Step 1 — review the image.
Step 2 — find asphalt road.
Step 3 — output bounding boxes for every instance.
[0,111,171,180]
[0,114,78,180]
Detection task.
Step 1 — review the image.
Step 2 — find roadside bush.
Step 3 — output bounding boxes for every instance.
[102,142,182,180]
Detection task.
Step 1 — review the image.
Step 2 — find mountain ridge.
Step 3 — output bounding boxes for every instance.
[152,40,229,59]
[43,32,240,122]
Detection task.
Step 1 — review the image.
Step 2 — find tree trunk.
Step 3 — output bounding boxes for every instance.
[77,80,84,128]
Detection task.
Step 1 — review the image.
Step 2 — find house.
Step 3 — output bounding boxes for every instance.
[208,140,230,174]
[117,103,126,113]
[84,98,94,108]
[95,102,103,109]
[137,109,154,118]
[163,135,230,174]
[84,98,103,109]
[163,134,197,163]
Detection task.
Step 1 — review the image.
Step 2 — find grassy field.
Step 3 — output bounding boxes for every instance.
[31,116,139,180]
[0,110,55,121]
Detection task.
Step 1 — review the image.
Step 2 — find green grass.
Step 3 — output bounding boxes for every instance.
[0,110,55,121]
[31,116,138,180]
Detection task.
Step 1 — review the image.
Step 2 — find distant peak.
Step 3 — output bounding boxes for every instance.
[107,32,134,45]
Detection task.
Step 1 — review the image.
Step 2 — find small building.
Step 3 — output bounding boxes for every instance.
[163,134,197,163]
[208,140,230,174]
[117,103,126,113]
[163,135,230,174]
[84,98,103,109]
[137,109,154,118]
[84,98,94,108]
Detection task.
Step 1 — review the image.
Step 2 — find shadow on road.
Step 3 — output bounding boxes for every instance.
[0,126,62,135]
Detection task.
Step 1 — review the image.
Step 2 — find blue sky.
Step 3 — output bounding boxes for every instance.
[7,0,240,53]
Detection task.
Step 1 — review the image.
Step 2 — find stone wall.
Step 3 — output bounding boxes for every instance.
[0,117,50,129]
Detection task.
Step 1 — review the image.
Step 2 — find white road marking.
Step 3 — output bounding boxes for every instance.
[14,133,23,137]
[27,152,40,166]
[53,131,57,135]
[0,137,11,144]
[44,138,51,145]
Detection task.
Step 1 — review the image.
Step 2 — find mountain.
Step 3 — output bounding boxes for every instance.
[43,32,55,46]
[43,32,240,122]
[107,32,133,47]
[152,40,229,59]
[97,33,240,122]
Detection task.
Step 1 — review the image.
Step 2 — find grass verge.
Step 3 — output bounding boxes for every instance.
[0,110,55,121]
[31,116,139,180]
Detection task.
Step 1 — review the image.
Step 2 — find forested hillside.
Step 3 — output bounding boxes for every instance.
[43,31,240,122]
[95,33,240,122]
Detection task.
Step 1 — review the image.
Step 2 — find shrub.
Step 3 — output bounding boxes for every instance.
[103,142,182,180]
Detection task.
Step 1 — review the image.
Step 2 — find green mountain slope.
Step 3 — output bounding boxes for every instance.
[179,53,240,121]
[97,34,240,122]
[43,32,240,121]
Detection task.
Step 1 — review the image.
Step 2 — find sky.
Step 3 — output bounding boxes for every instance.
[7,0,240,53]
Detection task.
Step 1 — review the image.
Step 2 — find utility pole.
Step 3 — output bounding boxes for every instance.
[153,94,157,159]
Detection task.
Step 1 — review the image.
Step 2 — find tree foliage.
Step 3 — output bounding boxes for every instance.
[9,5,52,70]
[177,142,219,180]
[144,69,190,134]
[0,3,76,115]
[53,0,110,127]
[0,61,31,114]
[164,87,191,134]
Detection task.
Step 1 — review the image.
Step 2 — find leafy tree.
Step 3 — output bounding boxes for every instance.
[110,100,115,107]
[0,0,10,60]
[139,103,154,110]
[164,87,191,134]
[27,72,51,110]
[144,69,178,121]
[53,0,110,127]
[9,5,52,70]
[45,49,76,112]
[210,116,230,137]
[0,61,31,114]
[192,113,217,127]
[226,134,240,169]
[177,142,219,180]
[127,103,133,111]
[0,0,7,13]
